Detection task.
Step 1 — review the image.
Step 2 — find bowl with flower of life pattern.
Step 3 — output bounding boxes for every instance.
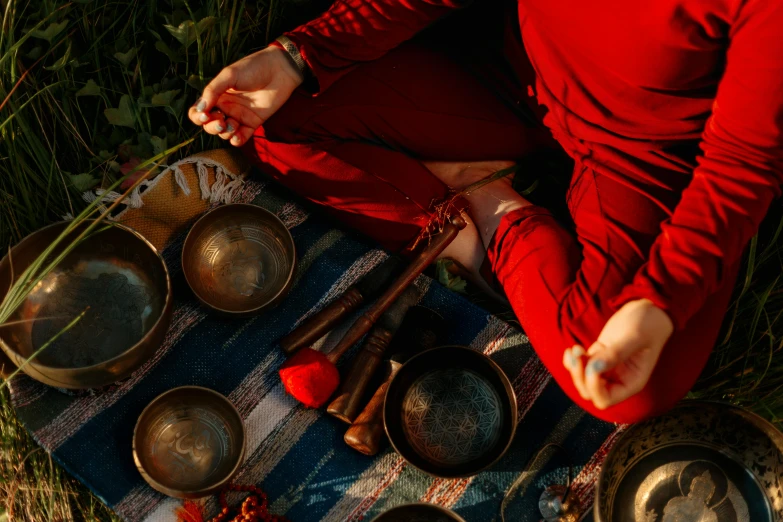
[0,221,172,389]
[182,203,296,316]
[383,345,517,478]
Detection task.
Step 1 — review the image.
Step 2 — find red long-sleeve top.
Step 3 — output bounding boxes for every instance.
[282,0,783,330]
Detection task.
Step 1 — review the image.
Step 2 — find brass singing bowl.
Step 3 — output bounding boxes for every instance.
[0,221,172,389]
[384,345,517,478]
[133,386,245,499]
[595,401,783,522]
[371,503,467,522]
[182,204,296,316]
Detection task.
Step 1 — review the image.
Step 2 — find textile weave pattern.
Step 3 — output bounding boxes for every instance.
[9,168,616,521]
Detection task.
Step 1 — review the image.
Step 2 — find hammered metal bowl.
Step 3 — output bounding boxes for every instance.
[133,386,245,499]
[182,204,296,316]
[384,345,517,478]
[595,401,783,522]
[371,503,466,522]
[0,221,172,389]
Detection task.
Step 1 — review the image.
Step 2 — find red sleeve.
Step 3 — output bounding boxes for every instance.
[282,0,470,92]
[612,0,783,330]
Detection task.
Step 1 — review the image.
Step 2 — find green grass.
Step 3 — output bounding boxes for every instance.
[0,0,293,248]
[691,204,783,423]
[0,388,121,521]
[1,0,781,519]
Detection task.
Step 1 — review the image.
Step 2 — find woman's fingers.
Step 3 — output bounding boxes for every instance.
[199,67,237,114]
[203,117,228,135]
[584,341,616,409]
[218,118,239,141]
[563,346,589,400]
[188,106,223,127]
[228,126,254,147]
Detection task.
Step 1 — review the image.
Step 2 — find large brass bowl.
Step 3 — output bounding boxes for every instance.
[595,401,783,522]
[0,221,172,389]
[181,204,296,316]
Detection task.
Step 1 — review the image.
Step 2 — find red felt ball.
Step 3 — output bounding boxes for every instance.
[279,348,340,408]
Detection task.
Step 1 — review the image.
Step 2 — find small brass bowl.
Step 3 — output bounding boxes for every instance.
[133,386,245,499]
[384,345,517,478]
[371,503,466,522]
[595,401,783,522]
[182,204,296,316]
[0,221,172,389]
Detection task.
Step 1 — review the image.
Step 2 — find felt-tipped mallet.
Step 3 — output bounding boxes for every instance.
[279,214,467,408]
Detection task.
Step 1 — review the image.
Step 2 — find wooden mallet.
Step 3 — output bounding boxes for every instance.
[326,286,420,423]
[279,214,467,408]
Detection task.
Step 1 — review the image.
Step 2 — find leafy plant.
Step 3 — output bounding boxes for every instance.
[0,0,285,248]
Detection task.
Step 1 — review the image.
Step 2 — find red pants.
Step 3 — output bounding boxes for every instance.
[245,43,737,424]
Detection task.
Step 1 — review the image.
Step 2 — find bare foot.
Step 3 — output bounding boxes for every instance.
[422,160,533,302]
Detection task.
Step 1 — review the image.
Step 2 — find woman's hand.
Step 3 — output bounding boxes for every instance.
[562,298,674,410]
[187,45,304,147]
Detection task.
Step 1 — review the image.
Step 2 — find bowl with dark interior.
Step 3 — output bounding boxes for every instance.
[595,401,783,522]
[133,386,245,499]
[182,203,296,316]
[370,503,466,522]
[0,221,172,389]
[384,345,517,478]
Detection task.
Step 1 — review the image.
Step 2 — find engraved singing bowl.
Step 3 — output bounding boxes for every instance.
[384,345,517,478]
[595,401,783,522]
[370,503,467,522]
[182,204,296,316]
[0,221,172,389]
[133,386,245,499]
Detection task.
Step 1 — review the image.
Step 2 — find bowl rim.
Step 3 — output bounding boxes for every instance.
[132,385,246,498]
[369,502,468,522]
[383,344,519,479]
[181,203,297,316]
[0,220,172,376]
[592,399,783,522]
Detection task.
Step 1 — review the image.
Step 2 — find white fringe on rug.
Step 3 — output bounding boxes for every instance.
[78,155,244,220]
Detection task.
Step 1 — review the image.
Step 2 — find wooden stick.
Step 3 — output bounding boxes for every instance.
[326,286,419,423]
[279,256,403,356]
[343,362,400,456]
[325,214,466,365]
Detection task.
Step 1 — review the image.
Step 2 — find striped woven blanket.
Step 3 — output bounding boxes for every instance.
[9,173,619,521]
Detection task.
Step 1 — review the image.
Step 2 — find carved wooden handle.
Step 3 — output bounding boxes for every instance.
[344,367,397,456]
[279,287,364,356]
[327,215,466,364]
[327,328,393,423]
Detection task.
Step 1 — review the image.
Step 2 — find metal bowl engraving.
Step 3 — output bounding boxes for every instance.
[182,204,295,316]
[595,402,783,522]
[133,386,245,499]
[402,368,502,466]
[384,345,517,478]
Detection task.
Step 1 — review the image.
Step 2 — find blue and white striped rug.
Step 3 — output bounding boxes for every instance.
[9,179,618,521]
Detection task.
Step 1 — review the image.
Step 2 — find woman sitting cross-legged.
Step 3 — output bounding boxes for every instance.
[187,0,783,424]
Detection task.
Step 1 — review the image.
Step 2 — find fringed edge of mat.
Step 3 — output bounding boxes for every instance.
[75,154,244,220]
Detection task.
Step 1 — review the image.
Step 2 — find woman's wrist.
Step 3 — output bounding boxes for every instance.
[271,36,308,84]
